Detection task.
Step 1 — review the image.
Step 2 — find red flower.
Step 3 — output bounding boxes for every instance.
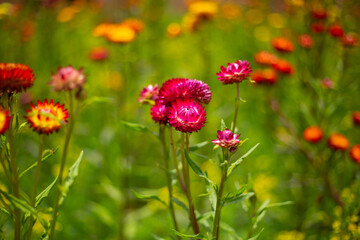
[150,101,168,124]
[0,108,10,134]
[329,24,344,38]
[138,84,159,104]
[350,145,360,164]
[89,47,109,61]
[303,126,323,143]
[311,9,327,20]
[254,51,277,66]
[167,99,206,133]
[0,63,35,93]
[271,59,294,75]
[341,33,358,48]
[298,34,314,48]
[311,22,326,34]
[327,133,349,151]
[272,37,294,52]
[216,60,252,84]
[159,78,211,105]
[353,111,360,126]
[49,66,85,91]
[212,129,240,148]
[26,99,68,134]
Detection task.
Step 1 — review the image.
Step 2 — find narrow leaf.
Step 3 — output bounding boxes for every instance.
[59,151,83,205]
[132,191,166,206]
[172,229,205,239]
[19,148,58,178]
[36,177,58,207]
[227,143,260,177]
[0,191,47,228]
[172,197,188,212]
[248,228,264,240]
[223,192,254,206]
[121,121,148,132]
[220,119,227,131]
[189,141,209,151]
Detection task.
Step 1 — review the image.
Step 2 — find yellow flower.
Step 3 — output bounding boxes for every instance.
[253,173,278,201]
[188,1,218,19]
[275,231,305,240]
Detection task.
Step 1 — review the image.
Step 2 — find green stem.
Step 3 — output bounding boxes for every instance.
[169,128,185,191]
[6,94,21,240]
[181,133,200,236]
[231,83,240,133]
[211,149,228,240]
[27,135,46,240]
[159,125,180,238]
[49,91,75,240]
[0,147,12,185]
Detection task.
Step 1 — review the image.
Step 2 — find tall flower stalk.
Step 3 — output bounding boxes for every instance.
[159,125,180,238]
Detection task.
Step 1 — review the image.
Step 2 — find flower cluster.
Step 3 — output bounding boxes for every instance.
[140,78,211,133]
[49,66,85,92]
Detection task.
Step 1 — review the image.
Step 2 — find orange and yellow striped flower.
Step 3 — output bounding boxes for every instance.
[26,99,68,135]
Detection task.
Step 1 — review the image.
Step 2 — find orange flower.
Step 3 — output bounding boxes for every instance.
[26,99,68,135]
[0,63,35,93]
[350,145,360,164]
[167,23,182,38]
[303,126,323,143]
[327,133,350,151]
[353,111,360,126]
[105,24,136,44]
[271,59,294,74]
[122,18,144,33]
[188,1,218,20]
[251,69,277,85]
[254,51,277,66]
[272,37,294,52]
[0,108,10,134]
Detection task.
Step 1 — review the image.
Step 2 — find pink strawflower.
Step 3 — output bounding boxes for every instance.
[138,84,159,104]
[49,66,85,91]
[216,60,252,84]
[167,99,206,133]
[159,78,211,105]
[212,128,240,148]
[150,101,168,124]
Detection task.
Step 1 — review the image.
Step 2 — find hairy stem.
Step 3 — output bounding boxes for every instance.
[159,125,180,238]
[232,83,240,133]
[169,128,185,191]
[49,91,75,240]
[27,135,45,240]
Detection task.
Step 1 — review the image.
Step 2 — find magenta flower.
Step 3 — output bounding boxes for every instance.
[49,66,85,91]
[216,60,252,84]
[167,99,206,133]
[138,84,159,104]
[159,78,211,105]
[212,129,240,148]
[150,101,168,124]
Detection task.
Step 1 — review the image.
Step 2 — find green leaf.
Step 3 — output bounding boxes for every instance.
[132,191,166,206]
[172,229,206,239]
[82,96,114,107]
[227,143,260,177]
[248,228,264,240]
[189,141,209,151]
[172,197,188,212]
[36,177,58,207]
[59,151,83,205]
[220,222,243,240]
[121,121,148,132]
[0,191,47,228]
[152,234,166,240]
[19,148,58,178]
[0,207,10,228]
[184,151,216,189]
[223,192,254,207]
[267,201,293,208]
